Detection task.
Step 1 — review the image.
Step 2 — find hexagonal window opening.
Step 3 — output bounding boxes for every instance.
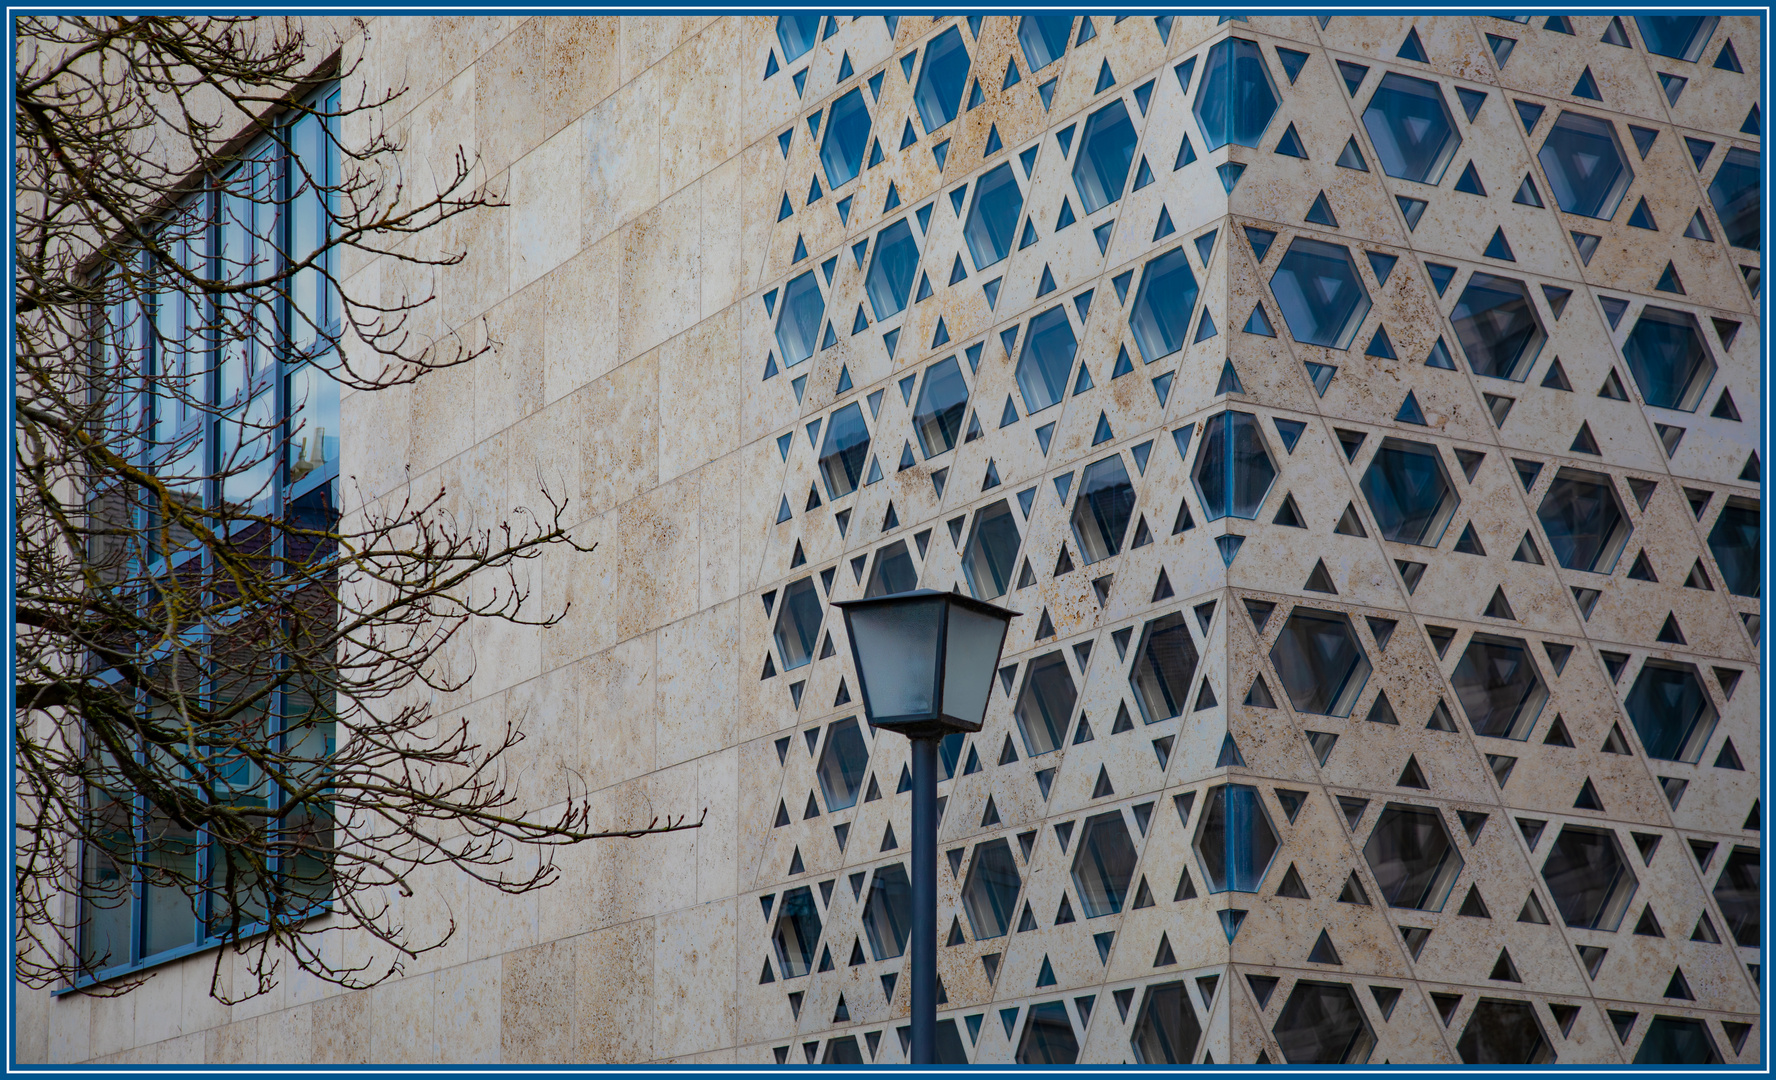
[1364,803,1464,911]
[816,717,870,810]
[1359,438,1459,547]
[1129,612,1202,724]
[1709,147,1759,251]
[1540,826,1636,931]
[1072,454,1137,564]
[1623,660,1718,763]
[961,837,1022,940]
[1194,37,1279,152]
[1272,981,1377,1064]
[1457,999,1556,1064]
[818,401,871,499]
[773,576,824,670]
[865,217,920,321]
[912,24,969,134]
[1015,306,1078,415]
[1712,846,1759,947]
[1128,246,1201,363]
[964,162,1024,271]
[1635,1017,1723,1064]
[1708,497,1760,598]
[774,269,826,368]
[1195,783,1280,893]
[1072,810,1139,917]
[819,87,872,190]
[1538,111,1633,220]
[1535,468,1631,574]
[1193,411,1277,521]
[861,862,911,960]
[1072,99,1139,214]
[961,499,1021,601]
[1130,981,1205,1064]
[1362,72,1461,185]
[1269,608,1372,718]
[1269,238,1373,349]
[1620,306,1717,412]
[1635,15,1719,61]
[1018,15,1073,72]
[1017,1000,1080,1064]
[1013,651,1078,756]
[865,539,917,597]
[1449,634,1548,740]
[772,884,823,978]
[1450,273,1546,381]
[912,354,970,459]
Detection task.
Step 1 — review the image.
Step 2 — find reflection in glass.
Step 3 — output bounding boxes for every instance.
[1269,238,1372,349]
[962,500,1021,600]
[1128,247,1200,362]
[964,163,1024,270]
[1193,412,1276,521]
[1450,273,1545,381]
[1129,613,1201,724]
[1014,652,1077,756]
[1015,307,1078,414]
[1270,609,1371,718]
[912,356,969,457]
[1359,439,1458,546]
[1071,455,1136,563]
[1195,784,1279,893]
[1538,112,1633,220]
[1194,38,1280,151]
[1072,100,1139,213]
[1535,468,1630,573]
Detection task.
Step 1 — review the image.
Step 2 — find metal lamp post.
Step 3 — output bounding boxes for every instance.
[831,589,1017,1065]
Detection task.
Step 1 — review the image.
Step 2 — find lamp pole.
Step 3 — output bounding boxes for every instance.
[831,590,1016,1066]
[908,734,938,1065]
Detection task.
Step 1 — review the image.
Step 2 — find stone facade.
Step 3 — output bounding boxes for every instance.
[25,14,1762,1066]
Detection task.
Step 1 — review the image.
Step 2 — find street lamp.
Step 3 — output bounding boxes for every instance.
[831,589,1018,1065]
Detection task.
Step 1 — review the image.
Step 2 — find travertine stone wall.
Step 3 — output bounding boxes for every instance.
[26,14,1761,1065]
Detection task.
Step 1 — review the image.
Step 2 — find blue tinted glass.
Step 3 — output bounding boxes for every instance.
[1270,610,1371,718]
[1019,16,1072,71]
[912,355,969,457]
[820,88,872,189]
[1449,636,1546,739]
[1635,15,1718,61]
[1193,38,1279,151]
[914,26,971,133]
[864,219,919,320]
[774,577,823,669]
[818,402,871,498]
[1072,100,1139,213]
[1538,112,1632,219]
[1450,273,1545,380]
[1072,455,1136,563]
[1362,72,1460,184]
[1269,238,1372,349]
[1192,412,1275,521]
[1622,306,1715,410]
[1128,247,1200,362]
[1196,784,1278,892]
[1634,1018,1722,1065]
[1709,147,1759,250]
[1359,439,1457,545]
[964,163,1023,269]
[1015,307,1078,414]
[777,15,821,62]
[963,499,1021,599]
[1708,499,1759,597]
[775,270,825,366]
[1536,468,1630,573]
[1625,663,1716,762]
